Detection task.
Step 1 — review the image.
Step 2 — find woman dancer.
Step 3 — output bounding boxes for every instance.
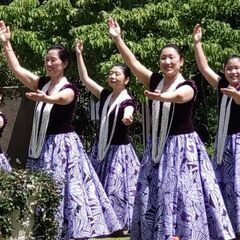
[108,18,235,240]
[0,20,120,239]
[193,23,240,239]
[75,39,140,234]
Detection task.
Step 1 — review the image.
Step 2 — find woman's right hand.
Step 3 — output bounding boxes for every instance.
[108,17,121,39]
[75,39,83,54]
[0,21,11,44]
[192,24,202,44]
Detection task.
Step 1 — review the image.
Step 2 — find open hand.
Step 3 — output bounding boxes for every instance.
[25,89,48,102]
[144,89,162,101]
[221,86,238,97]
[75,39,83,54]
[0,21,11,43]
[108,17,121,38]
[192,24,202,44]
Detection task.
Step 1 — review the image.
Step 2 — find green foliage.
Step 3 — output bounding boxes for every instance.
[0,0,239,144]
[0,0,239,82]
[0,170,61,239]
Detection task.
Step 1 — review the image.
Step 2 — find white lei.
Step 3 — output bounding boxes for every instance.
[29,77,69,159]
[216,94,232,164]
[98,89,131,161]
[152,74,185,162]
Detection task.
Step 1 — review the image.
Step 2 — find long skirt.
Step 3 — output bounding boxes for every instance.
[131,132,235,240]
[91,142,140,230]
[213,133,240,235]
[0,153,12,171]
[26,132,121,239]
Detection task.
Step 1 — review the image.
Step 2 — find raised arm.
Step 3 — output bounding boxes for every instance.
[75,39,103,99]
[108,17,152,89]
[0,21,39,91]
[192,24,220,89]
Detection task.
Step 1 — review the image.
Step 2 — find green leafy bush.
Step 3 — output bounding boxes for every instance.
[0,170,61,240]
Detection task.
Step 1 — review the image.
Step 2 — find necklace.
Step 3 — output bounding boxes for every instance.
[151,74,184,162]
[98,89,131,161]
[29,77,68,158]
[216,94,232,164]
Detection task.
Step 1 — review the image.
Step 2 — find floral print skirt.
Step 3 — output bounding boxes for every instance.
[91,142,140,230]
[130,132,235,240]
[213,133,240,235]
[0,153,12,171]
[26,132,121,239]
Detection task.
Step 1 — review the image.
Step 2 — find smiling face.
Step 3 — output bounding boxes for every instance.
[224,57,240,86]
[107,66,129,90]
[159,46,183,79]
[44,49,67,79]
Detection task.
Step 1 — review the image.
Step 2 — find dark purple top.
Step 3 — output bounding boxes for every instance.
[149,73,197,135]
[218,75,240,134]
[38,76,78,135]
[0,113,8,153]
[98,89,136,145]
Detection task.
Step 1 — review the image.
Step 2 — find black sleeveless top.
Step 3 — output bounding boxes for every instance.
[149,73,197,135]
[98,89,136,145]
[38,76,79,135]
[218,75,240,134]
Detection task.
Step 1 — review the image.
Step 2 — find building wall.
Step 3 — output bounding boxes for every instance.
[1,97,21,152]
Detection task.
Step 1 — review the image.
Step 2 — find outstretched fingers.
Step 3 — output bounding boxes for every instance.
[192,23,202,43]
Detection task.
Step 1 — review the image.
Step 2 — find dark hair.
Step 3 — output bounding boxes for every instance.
[47,44,70,65]
[160,44,183,60]
[112,63,131,78]
[223,55,240,69]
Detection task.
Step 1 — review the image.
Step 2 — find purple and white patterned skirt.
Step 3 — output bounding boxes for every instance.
[213,133,240,235]
[0,153,12,172]
[26,132,121,239]
[91,142,140,231]
[130,132,235,240]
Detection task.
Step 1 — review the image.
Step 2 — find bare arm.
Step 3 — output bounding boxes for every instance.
[192,24,220,89]
[144,85,194,104]
[25,88,75,105]
[75,39,103,99]
[0,21,39,91]
[108,18,152,89]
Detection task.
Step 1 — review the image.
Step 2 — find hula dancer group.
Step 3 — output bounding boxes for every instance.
[0,17,240,240]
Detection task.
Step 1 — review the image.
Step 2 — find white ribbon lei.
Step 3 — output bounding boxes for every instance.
[29,77,69,159]
[98,89,131,161]
[216,94,232,164]
[152,74,185,162]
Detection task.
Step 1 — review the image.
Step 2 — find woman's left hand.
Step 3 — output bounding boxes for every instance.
[144,89,162,100]
[108,17,121,39]
[75,39,83,54]
[0,21,11,43]
[25,89,48,102]
[221,86,240,104]
[221,86,238,97]
[122,115,133,125]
